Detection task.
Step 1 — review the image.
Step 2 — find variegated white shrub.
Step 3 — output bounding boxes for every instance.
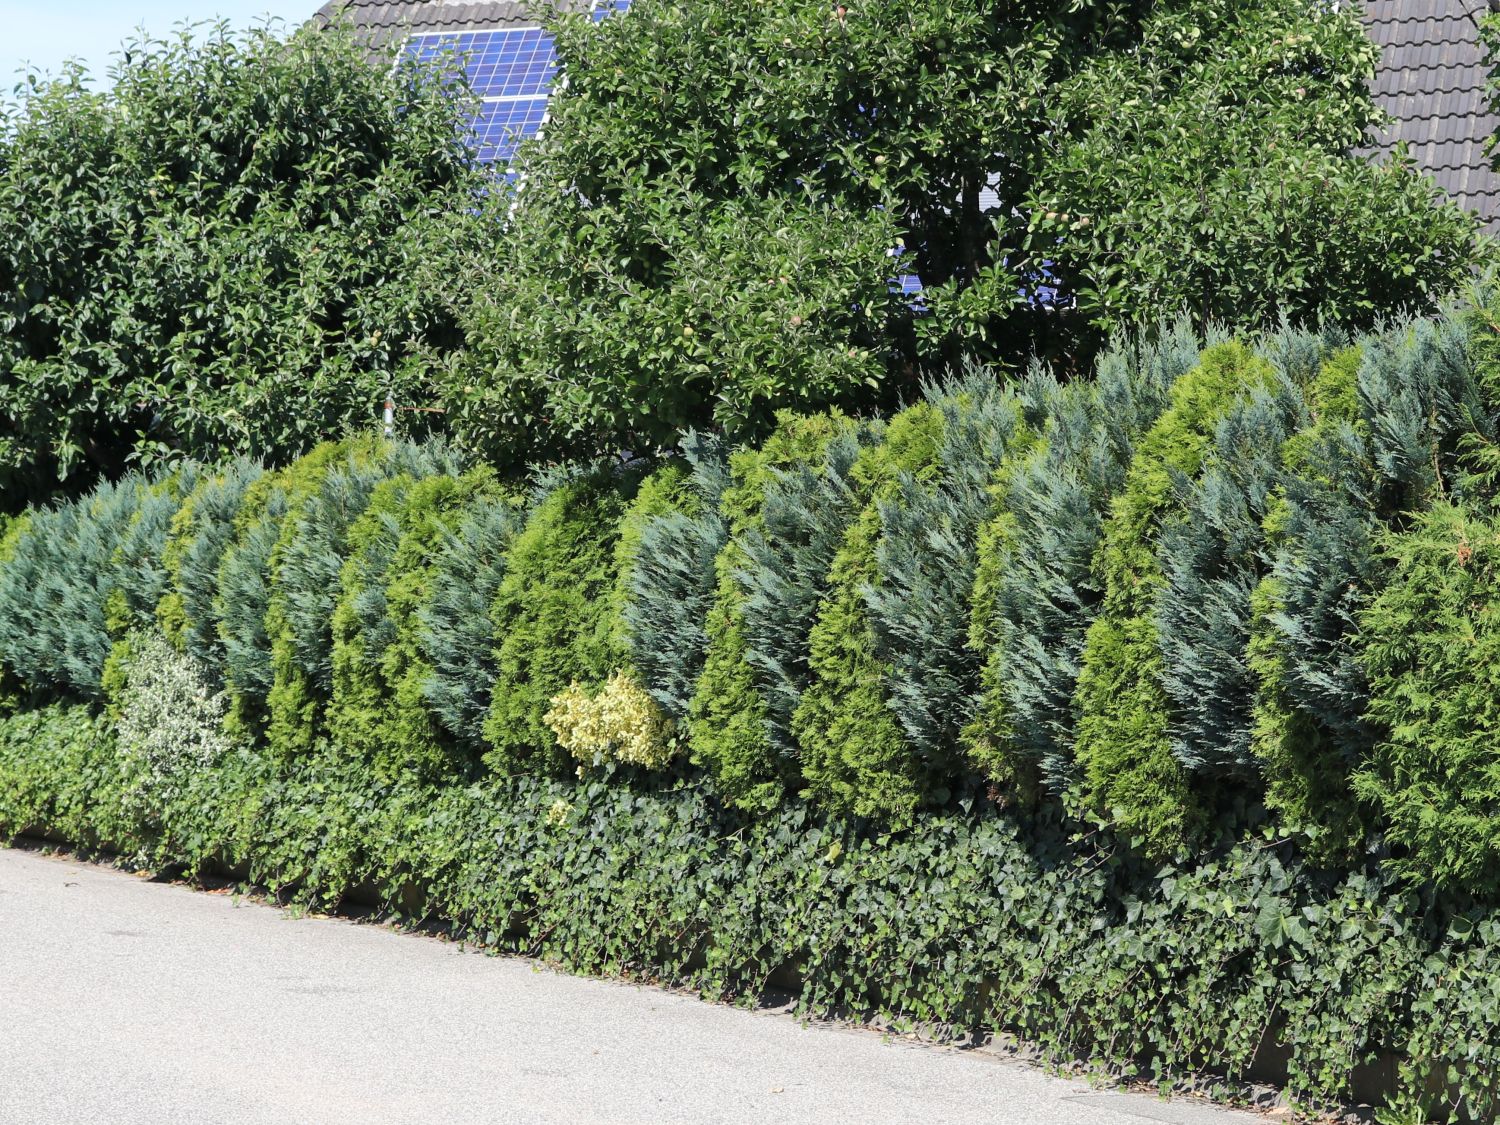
[545,670,675,771]
[116,631,236,808]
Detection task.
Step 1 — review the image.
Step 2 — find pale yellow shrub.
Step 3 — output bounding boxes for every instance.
[544,670,676,770]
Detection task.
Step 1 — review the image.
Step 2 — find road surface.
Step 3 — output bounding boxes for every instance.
[0,846,1263,1125]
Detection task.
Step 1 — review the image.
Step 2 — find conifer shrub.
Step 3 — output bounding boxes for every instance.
[792,402,946,816]
[687,412,868,806]
[327,474,422,766]
[541,460,700,772]
[794,378,1029,817]
[330,469,496,782]
[1246,347,1376,849]
[103,470,198,642]
[607,460,696,661]
[623,434,732,721]
[156,460,264,669]
[419,494,530,757]
[1072,342,1279,856]
[0,473,176,701]
[1154,376,1308,779]
[0,514,31,713]
[256,439,461,759]
[217,442,352,731]
[1249,311,1499,852]
[264,457,396,760]
[483,464,645,775]
[867,380,1029,794]
[1354,502,1500,894]
[212,440,424,744]
[963,325,1195,798]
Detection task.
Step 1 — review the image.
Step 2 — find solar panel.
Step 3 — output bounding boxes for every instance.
[405,31,553,100]
[409,28,557,100]
[472,96,552,165]
[405,2,631,174]
[592,0,633,21]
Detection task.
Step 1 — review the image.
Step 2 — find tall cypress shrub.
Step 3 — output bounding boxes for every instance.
[687,413,868,806]
[217,442,351,733]
[0,473,181,701]
[624,434,732,722]
[330,469,495,781]
[870,379,1029,788]
[1154,374,1309,780]
[263,440,461,760]
[963,324,1195,797]
[793,378,1027,817]
[482,464,644,775]
[1072,342,1279,855]
[1246,347,1375,847]
[1250,309,1496,848]
[419,493,529,757]
[543,460,700,772]
[156,460,264,672]
[793,402,948,816]
[1354,501,1500,893]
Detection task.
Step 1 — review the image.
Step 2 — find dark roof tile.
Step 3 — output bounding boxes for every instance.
[314,0,590,36]
[1362,0,1500,225]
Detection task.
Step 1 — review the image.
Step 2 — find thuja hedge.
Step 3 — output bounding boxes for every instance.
[10,297,1500,1115]
[7,301,1500,880]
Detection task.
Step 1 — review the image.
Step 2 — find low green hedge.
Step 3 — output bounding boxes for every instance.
[1,702,1495,1124]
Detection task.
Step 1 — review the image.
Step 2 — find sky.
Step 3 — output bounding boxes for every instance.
[0,1,317,92]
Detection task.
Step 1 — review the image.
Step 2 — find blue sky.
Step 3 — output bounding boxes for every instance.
[0,1,317,91]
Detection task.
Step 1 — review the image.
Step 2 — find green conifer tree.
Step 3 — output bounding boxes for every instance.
[1072,342,1279,855]
[687,412,868,806]
[482,464,644,775]
[793,377,1027,817]
[963,323,1195,797]
[623,433,731,721]
[419,493,530,757]
[156,460,264,672]
[330,469,496,781]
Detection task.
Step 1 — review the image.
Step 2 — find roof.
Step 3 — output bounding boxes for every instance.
[1362,0,1500,223]
[313,1,590,45]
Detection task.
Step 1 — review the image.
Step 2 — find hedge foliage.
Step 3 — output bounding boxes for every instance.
[2,6,1482,511]
[442,0,1480,466]
[3,703,1500,1123]
[0,22,491,509]
[8,298,1500,1116]
[482,466,645,776]
[1072,342,1281,852]
[8,300,1500,895]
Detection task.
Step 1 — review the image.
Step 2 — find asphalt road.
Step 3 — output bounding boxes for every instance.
[0,846,1262,1125]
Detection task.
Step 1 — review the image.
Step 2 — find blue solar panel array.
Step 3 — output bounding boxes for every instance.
[472,96,552,165]
[406,1,630,171]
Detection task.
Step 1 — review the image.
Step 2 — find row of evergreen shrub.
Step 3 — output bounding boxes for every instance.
[5,295,1500,896]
